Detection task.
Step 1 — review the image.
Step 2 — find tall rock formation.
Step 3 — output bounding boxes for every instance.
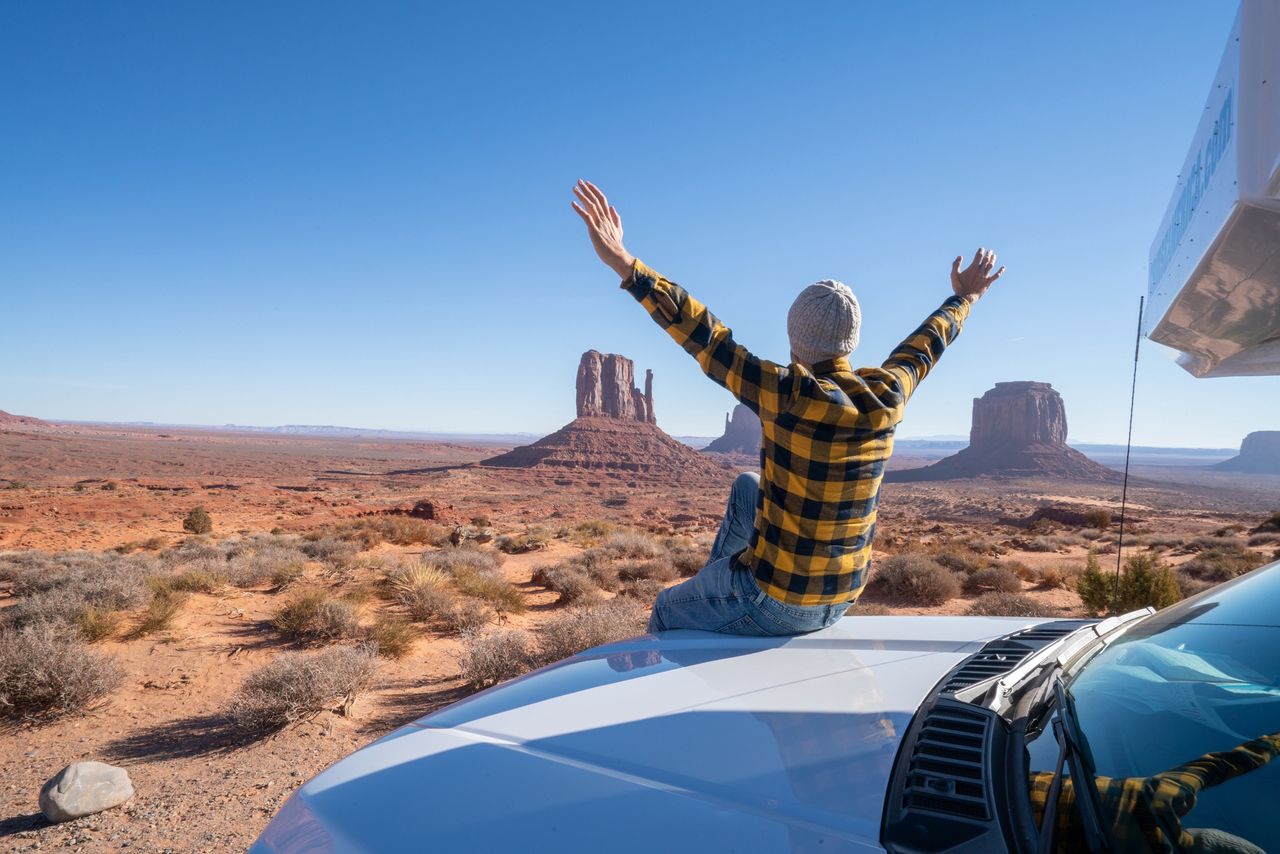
[482,351,727,479]
[704,404,762,457]
[888,382,1120,482]
[576,351,655,423]
[1215,431,1280,474]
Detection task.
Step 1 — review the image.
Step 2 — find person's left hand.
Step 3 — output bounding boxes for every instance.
[572,179,635,279]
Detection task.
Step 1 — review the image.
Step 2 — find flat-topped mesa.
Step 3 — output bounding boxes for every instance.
[704,403,762,456]
[576,351,655,423]
[1215,430,1280,474]
[970,381,1067,448]
[887,381,1120,483]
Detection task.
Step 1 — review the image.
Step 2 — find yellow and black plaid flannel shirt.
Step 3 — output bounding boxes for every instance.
[1028,730,1280,852]
[624,260,969,606]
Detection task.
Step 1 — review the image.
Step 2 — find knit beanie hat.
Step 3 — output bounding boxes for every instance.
[787,280,861,365]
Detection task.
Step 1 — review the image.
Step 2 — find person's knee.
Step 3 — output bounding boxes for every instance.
[733,471,760,492]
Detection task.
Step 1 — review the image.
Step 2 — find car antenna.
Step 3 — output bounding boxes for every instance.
[1112,295,1144,610]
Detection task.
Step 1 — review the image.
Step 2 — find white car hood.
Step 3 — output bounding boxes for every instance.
[252,616,1047,853]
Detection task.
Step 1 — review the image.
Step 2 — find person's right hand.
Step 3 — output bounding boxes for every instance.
[572,179,635,280]
[950,248,1006,304]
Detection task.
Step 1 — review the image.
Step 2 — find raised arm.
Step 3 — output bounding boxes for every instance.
[867,248,1005,403]
[572,179,789,415]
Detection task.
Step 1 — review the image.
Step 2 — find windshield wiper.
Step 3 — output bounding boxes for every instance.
[1035,676,1108,853]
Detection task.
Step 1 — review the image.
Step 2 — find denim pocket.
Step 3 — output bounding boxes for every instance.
[717,611,771,636]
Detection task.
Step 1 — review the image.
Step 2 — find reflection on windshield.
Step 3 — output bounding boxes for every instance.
[1025,590,1280,852]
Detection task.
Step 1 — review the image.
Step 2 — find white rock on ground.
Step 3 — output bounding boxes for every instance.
[39,761,134,823]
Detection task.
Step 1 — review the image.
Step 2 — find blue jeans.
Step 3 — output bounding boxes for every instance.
[648,472,850,636]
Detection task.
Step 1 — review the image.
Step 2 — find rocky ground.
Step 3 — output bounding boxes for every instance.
[0,424,1277,852]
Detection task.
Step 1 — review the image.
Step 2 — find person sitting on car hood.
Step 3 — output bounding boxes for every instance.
[571,179,1005,636]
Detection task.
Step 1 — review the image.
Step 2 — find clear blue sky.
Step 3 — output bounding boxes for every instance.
[3,1,1273,448]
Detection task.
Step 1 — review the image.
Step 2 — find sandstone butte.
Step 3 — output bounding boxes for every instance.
[703,403,762,457]
[888,381,1122,483]
[1215,430,1280,474]
[480,351,732,479]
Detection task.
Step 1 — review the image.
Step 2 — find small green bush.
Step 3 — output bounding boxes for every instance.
[1078,552,1182,615]
[182,507,213,535]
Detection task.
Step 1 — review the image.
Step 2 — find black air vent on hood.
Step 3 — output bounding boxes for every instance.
[940,621,1085,694]
[902,703,991,821]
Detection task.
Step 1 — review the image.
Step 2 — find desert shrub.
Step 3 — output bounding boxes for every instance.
[400,582,459,623]
[75,606,124,642]
[600,530,666,560]
[455,572,525,615]
[1036,565,1080,590]
[3,552,159,635]
[617,577,666,602]
[572,520,616,545]
[963,566,1022,594]
[535,564,600,605]
[932,549,985,576]
[0,625,125,719]
[616,560,677,584]
[1078,553,1182,615]
[848,601,893,616]
[537,600,647,664]
[965,592,1055,618]
[299,537,360,567]
[182,506,213,535]
[668,546,705,578]
[457,629,538,688]
[272,590,362,644]
[131,588,188,637]
[1144,533,1183,551]
[270,563,305,589]
[1082,509,1113,529]
[164,568,227,593]
[335,516,447,548]
[1247,532,1280,547]
[102,480,118,491]
[874,554,960,605]
[422,545,502,576]
[439,600,490,635]
[1002,560,1036,582]
[1255,512,1280,533]
[365,616,416,659]
[227,644,379,732]
[225,542,311,588]
[1175,569,1215,600]
[495,529,551,554]
[1180,543,1267,582]
[1024,537,1058,553]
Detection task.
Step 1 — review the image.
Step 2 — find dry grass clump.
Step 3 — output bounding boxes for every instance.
[1247,532,1280,547]
[422,545,502,575]
[1180,543,1267,582]
[299,536,360,567]
[129,588,188,637]
[1175,570,1215,600]
[386,562,491,633]
[440,600,490,635]
[600,530,665,560]
[365,615,416,659]
[667,545,706,578]
[874,554,960,605]
[272,589,362,644]
[1024,536,1059,553]
[457,628,538,689]
[1036,564,1081,590]
[331,516,450,549]
[1144,533,1184,551]
[495,528,552,554]
[0,625,124,719]
[537,601,648,664]
[1002,560,1036,582]
[227,644,379,732]
[161,566,228,593]
[965,592,1055,617]
[76,606,125,642]
[963,566,1022,595]
[435,549,523,615]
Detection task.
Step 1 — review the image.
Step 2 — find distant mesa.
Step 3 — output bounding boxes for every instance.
[1214,431,1280,474]
[888,381,1121,483]
[480,351,730,478]
[704,403,761,457]
[0,410,48,430]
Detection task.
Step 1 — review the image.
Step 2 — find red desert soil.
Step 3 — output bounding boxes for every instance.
[1,423,1276,852]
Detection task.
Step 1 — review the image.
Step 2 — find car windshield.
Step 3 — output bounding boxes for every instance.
[1024,569,1280,852]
